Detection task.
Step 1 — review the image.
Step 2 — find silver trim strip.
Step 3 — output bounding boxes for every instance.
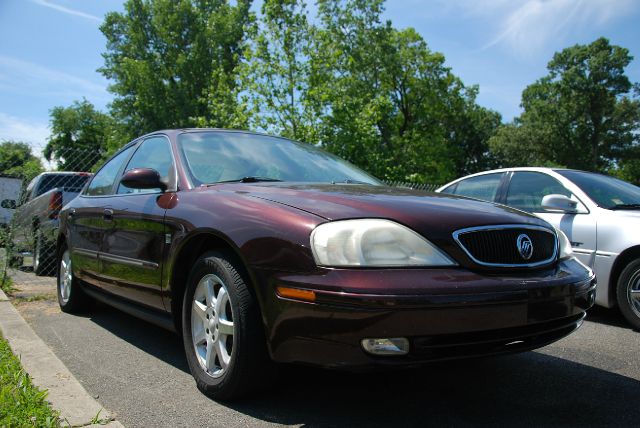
[100,253,159,269]
[73,248,158,269]
[73,248,99,259]
[452,224,558,268]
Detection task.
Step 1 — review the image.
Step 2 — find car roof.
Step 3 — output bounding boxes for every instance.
[436,167,595,192]
[138,128,292,142]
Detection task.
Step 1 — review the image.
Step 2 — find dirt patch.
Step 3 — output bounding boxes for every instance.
[15,299,61,321]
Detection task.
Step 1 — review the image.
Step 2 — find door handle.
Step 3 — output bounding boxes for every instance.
[68,209,76,219]
[103,208,114,222]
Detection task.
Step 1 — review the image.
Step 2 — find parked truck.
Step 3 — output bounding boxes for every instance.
[8,172,91,275]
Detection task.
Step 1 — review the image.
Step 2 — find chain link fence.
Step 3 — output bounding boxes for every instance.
[0,142,442,292]
[1,144,101,292]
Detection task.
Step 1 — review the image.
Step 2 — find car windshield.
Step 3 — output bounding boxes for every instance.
[178,131,382,186]
[556,170,640,210]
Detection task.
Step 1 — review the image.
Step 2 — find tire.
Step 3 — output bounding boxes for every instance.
[616,258,640,331]
[182,250,274,400]
[33,232,53,276]
[8,254,23,268]
[57,243,90,313]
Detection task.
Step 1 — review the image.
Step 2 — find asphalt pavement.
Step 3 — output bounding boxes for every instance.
[11,273,640,428]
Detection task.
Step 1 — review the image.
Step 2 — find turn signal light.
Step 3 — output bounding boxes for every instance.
[276,286,316,302]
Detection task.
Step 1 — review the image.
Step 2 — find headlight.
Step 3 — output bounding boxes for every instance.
[555,228,573,259]
[310,219,456,267]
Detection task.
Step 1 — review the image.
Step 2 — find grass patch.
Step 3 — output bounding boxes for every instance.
[0,334,61,427]
[1,247,16,294]
[1,274,14,294]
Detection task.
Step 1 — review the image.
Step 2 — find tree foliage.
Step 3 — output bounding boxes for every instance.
[246,0,317,142]
[0,141,43,182]
[99,0,254,140]
[44,99,113,171]
[305,0,500,183]
[490,38,640,181]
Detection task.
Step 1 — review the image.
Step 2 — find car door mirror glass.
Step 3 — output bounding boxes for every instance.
[541,194,578,213]
[120,168,167,192]
[1,199,17,209]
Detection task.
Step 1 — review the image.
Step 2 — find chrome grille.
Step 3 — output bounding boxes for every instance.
[453,225,557,267]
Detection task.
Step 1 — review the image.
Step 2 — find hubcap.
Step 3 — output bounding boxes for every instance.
[628,268,640,318]
[59,250,72,303]
[191,274,234,378]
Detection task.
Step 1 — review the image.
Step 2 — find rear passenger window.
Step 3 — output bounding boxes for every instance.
[506,172,572,212]
[446,173,504,202]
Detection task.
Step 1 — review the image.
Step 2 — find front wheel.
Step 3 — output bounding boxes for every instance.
[616,258,640,330]
[182,251,274,400]
[57,244,90,313]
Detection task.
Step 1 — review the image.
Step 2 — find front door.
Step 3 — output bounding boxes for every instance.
[99,136,175,310]
[504,171,597,268]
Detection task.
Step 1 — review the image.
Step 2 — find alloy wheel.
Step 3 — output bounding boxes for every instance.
[191,274,235,378]
[628,268,640,319]
[59,250,72,304]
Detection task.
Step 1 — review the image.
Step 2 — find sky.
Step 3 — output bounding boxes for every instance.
[1,0,639,154]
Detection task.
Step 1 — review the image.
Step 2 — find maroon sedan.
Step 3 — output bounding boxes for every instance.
[56,129,595,399]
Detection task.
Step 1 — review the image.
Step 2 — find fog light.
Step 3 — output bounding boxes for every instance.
[361,338,409,356]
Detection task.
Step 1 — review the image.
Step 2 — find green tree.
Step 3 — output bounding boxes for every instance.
[0,141,43,182]
[44,99,113,171]
[490,38,640,179]
[309,0,499,183]
[246,0,317,142]
[99,0,254,140]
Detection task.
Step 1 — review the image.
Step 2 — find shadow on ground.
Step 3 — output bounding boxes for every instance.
[83,303,640,427]
[586,305,632,329]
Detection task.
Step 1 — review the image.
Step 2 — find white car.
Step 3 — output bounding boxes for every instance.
[438,168,640,329]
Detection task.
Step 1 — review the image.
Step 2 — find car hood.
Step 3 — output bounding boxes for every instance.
[221,182,550,234]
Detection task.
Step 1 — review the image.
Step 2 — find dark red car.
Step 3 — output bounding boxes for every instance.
[56,129,595,399]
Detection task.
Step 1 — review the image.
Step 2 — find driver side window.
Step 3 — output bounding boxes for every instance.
[506,172,573,212]
[117,136,174,195]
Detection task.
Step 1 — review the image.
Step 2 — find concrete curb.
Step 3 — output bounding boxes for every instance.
[0,288,124,428]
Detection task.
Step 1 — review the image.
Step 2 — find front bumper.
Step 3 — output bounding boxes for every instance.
[254,258,596,368]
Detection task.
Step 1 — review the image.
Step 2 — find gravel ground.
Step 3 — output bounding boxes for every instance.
[9,271,640,428]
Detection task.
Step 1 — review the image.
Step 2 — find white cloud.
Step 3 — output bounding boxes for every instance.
[0,55,109,101]
[30,0,102,22]
[0,112,50,148]
[434,0,638,59]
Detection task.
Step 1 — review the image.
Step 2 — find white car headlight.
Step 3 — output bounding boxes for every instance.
[555,228,573,259]
[310,219,456,267]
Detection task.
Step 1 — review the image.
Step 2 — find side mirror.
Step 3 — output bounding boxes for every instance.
[1,199,17,209]
[120,168,167,192]
[541,194,578,213]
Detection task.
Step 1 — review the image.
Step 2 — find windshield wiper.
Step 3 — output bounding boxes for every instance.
[213,176,283,184]
[608,203,640,210]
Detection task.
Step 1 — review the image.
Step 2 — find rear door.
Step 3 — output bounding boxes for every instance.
[503,171,597,267]
[70,146,136,284]
[99,136,175,310]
